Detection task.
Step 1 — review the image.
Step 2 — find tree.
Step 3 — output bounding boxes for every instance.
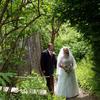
[0,0,42,72]
[54,0,100,90]
[39,0,62,45]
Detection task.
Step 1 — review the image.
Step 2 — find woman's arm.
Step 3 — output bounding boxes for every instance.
[59,63,68,71]
[59,63,64,68]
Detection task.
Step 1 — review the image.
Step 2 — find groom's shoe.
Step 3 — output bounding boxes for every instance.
[66,98,70,100]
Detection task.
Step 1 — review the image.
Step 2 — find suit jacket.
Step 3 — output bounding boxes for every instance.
[40,50,57,76]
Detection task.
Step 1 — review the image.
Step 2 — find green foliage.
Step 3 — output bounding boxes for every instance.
[0,72,16,86]
[0,0,99,98]
[76,55,100,96]
[0,72,16,99]
[41,31,50,50]
[0,92,8,100]
[0,0,44,72]
[15,71,65,100]
[53,0,100,91]
[17,71,46,90]
[54,23,99,94]
[55,24,90,61]
[76,56,95,91]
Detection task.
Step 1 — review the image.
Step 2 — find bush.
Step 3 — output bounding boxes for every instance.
[76,54,98,94]
[55,24,90,61]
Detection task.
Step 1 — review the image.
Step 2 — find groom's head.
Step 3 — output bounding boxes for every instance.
[48,43,54,51]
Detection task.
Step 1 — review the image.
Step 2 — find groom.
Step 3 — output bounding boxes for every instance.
[40,43,57,94]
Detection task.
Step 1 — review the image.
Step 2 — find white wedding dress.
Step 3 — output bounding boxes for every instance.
[55,49,79,98]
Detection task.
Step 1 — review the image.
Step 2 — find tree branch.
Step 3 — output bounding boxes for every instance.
[1,0,42,72]
[38,0,40,15]
[0,0,2,4]
[55,21,62,35]
[0,0,10,24]
[0,1,30,28]
[51,16,55,34]
[1,14,41,72]
[0,26,22,45]
[20,15,41,33]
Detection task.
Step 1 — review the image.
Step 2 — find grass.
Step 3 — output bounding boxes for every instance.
[15,71,65,100]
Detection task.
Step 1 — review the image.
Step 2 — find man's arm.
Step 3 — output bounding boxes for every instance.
[53,54,57,69]
[40,52,45,74]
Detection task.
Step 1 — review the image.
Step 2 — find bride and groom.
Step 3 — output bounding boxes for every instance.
[40,43,79,99]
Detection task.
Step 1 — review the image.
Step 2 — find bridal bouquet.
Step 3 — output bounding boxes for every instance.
[62,62,73,73]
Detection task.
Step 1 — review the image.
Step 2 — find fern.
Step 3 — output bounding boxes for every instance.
[0,72,16,86]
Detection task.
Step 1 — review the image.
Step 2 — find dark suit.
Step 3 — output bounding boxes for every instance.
[40,50,57,93]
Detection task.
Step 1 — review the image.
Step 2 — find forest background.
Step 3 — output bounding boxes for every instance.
[0,0,100,99]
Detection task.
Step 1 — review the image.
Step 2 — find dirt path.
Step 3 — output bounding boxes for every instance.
[73,89,99,100]
[54,80,99,100]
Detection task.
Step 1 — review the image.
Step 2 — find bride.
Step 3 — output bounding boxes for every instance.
[55,47,79,99]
